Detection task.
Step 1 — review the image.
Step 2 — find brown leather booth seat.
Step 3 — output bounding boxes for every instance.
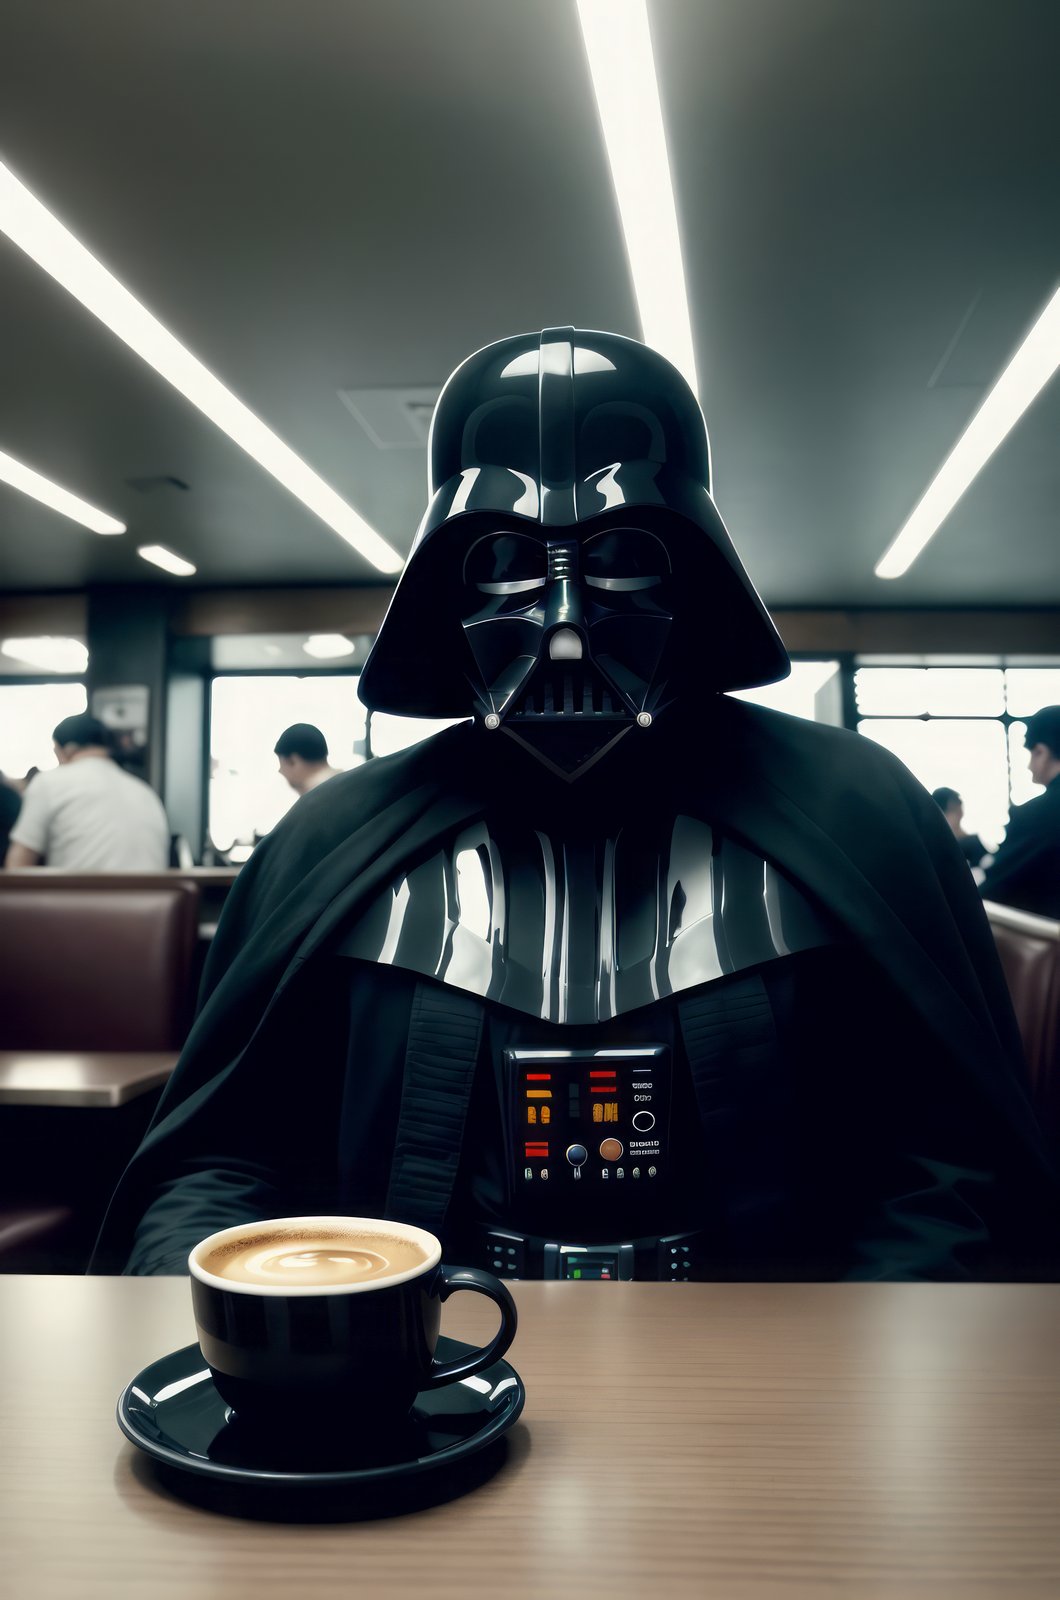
[0,876,200,1268]
[0,882,198,1050]
[985,900,1060,1150]
[0,866,237,934]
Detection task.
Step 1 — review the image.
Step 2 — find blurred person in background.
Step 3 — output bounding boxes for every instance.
[980,706,1060,919]
[4,713,170,871]
[274,723,341,795]
[0,771,21,863]
[931,787,993,876]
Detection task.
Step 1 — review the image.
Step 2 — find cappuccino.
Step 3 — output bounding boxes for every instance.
[202,1227,430,1288]
[189,1214,516,1427]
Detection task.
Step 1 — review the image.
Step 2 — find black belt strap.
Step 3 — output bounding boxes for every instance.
[677,972,794,1260]
[385,980,485,1235]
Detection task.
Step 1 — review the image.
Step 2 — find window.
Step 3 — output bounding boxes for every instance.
[367,711,464,758]
[0,682,88,780]
[855,665,1060,849]
[728,660,843,724]
[209,676,367,855]
[208,674,465,857]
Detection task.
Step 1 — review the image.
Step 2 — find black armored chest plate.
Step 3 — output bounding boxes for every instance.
[337,810,833,1024]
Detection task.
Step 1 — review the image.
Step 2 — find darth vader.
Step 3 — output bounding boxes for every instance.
[93,328,1055,1282]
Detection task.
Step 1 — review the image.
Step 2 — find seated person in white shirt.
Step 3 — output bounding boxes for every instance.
[4,712,170,872]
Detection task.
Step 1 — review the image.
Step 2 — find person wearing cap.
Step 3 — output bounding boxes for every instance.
[980,706,1060,919]
[4,712,170,872]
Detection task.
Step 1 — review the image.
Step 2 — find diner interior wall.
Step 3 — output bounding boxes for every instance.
[164,636,211,858]
[84,587,171,792]
[3,586,1060,657]
[169,586,392,639]
[166,594,1060,657]
[0,591,86,639]
[774,610,1060,657]
[2,581,1059,861]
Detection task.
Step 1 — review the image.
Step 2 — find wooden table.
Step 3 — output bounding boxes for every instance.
[0,1051,177,1107]
[2,1277,1059,1600]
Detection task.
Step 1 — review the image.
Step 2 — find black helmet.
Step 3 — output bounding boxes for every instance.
[360,328,788,751]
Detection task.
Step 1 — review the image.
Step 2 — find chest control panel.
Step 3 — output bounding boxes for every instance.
[506,1045,670,1194]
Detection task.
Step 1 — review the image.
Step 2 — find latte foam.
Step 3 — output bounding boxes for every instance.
[202,1229,429,1287]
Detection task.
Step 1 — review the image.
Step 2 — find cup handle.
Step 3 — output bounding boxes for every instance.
[425,1265,518,1388]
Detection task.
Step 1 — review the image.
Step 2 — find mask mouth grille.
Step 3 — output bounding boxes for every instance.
[510,663,630,720]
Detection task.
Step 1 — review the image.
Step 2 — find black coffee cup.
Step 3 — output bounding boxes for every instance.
[188,1216,517,1432]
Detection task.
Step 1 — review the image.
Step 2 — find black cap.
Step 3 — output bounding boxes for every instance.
[1023,705,1060,756]
[52,713,111,749]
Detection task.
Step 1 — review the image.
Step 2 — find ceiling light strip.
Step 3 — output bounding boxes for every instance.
[303,633,356,659]
[576,0,699,396]
[137,544,197,577]
[0,160,403,574]
[1,636,89,673]
[0,445,124,534]
[876,284,1060,579]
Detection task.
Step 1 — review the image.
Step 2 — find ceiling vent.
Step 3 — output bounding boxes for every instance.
[125,474,190,493]
[338,387,440,448]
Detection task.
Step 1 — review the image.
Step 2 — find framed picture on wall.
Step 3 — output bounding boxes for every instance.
[92,684,150,778]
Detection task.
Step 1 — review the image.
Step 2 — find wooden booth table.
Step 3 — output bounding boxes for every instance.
[0,1051,177,1108]
[0,1057,178,1270]
[2,1276,1059,1600]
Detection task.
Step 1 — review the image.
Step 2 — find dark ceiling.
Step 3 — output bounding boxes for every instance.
[0,0,1057,605]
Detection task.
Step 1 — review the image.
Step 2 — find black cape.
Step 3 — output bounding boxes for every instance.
[89,700,1056,1273]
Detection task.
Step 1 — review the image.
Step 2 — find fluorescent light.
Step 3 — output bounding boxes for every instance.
[138,544,197,577]
[876,284,1060,579]
[576,0,699,396]
[0,160,403,575]
[1,636,89,673]
[0,446,124,534]
[302,633,356,659]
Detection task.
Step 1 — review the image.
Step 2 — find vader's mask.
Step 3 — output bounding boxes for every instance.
[359,327,788,779]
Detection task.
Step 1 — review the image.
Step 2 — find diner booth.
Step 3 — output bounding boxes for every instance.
[0,865,233,1269]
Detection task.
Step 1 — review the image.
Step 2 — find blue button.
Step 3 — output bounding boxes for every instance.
[565,1144,588,1166]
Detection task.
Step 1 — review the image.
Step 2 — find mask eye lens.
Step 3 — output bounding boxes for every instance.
[583,529,670,591]
[465,533,547,595]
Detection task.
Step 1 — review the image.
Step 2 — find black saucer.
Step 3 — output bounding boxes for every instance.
[117,1336,525,1488]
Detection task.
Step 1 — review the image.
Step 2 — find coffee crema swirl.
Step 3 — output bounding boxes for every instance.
[203,1229,429,1287]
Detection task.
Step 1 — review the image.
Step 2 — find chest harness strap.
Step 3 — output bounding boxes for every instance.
[385,973,791,1264]
[385,979,485,1236]
[677,972,794,1263]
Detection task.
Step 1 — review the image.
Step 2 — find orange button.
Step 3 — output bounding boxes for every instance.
[599,1137,623,1162]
